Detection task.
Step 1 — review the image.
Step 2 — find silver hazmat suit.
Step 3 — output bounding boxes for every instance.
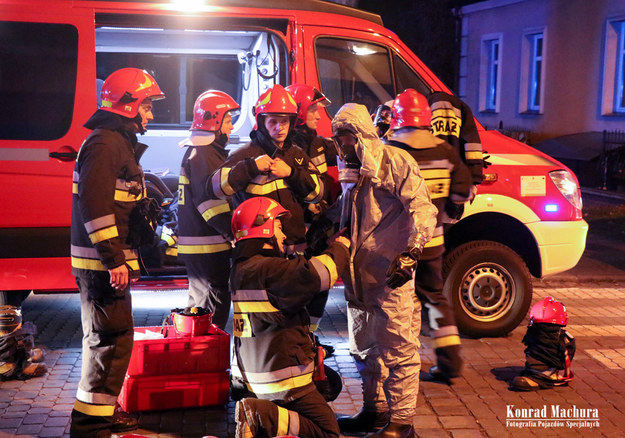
[332,103,437,423]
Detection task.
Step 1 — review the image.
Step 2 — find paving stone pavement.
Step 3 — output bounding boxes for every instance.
[2,271,625,437]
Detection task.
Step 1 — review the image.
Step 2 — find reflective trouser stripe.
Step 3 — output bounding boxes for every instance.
[73,400,115,417]
[433,334,461,348]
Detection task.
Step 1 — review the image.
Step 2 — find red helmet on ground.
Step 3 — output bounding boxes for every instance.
[285,84,331,124]
[191,90,240,132]
[253,84,298,128]
[100,68,165,118]
[529,296,568,326]
[390,88,432,130]
[232,197,291,243]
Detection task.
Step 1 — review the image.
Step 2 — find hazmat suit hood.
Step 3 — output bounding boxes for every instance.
[331,103,384,184]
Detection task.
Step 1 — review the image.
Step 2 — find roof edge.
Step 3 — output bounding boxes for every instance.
[82,0,384,26]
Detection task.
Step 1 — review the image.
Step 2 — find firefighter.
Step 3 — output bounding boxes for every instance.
[285,83,335,214]
[70,68,164,437]
[286,83,335,356]
[428,91,484,193]
[386,89,472,383]
[230,197,350,438]
[331,103,437,438]
[177,90,240,330]
[209,84,324,255]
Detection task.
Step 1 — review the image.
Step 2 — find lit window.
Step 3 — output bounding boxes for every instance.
[528,33,543,111]
[616,21,625,112]
[479,35,502,112]
[487,39,499,110]
[601,18,625,115]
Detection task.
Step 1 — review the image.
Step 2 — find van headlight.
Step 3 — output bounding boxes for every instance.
[549,170,582,210]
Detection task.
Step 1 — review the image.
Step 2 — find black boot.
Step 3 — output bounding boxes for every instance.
[337,409,389,433]
[110,405,138,433]
[365,421,415,438]
[421,365,452,383]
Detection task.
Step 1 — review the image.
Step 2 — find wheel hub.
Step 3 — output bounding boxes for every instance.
[459,264,515,322]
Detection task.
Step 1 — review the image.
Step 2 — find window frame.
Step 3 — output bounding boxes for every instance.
[313,35,396,117]
[601,16,625,116]
[519,28,547,114]
[479,33,503,113]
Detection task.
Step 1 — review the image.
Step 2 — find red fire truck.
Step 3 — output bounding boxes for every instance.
[0,0,587,336]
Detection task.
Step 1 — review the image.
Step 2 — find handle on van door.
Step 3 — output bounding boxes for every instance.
[49,146,78,162]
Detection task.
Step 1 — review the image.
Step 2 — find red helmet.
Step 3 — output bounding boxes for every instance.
[390,88,432,130]
[100,68,165,118]
[529,296,568,326]
[253,84,298,128]
[191,90,240,132]
[285,84,331,124]
[232,197,290,243]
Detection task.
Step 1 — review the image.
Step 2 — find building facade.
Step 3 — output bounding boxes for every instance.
[459,0,625,186]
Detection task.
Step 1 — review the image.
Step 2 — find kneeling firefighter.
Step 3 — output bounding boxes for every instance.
[230,196,350,438]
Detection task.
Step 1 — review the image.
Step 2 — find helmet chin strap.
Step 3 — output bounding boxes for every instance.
[133,113,146,135]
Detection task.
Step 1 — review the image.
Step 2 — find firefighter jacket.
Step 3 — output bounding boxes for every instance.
[386,128,472,260]
[71,111,146,277]
[178,136,233,261]
[429,91,484,185]
[230,240,349,402]
[209,130,323,250]
[292,124,338,222]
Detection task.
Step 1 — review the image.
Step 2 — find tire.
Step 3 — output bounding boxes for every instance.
[443,241,532,338]
[0,290,32,307]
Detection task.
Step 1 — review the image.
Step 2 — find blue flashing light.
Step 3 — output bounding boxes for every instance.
[544,204,559,212]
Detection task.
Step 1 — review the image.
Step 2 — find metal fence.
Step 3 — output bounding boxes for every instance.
[600,130,625,190]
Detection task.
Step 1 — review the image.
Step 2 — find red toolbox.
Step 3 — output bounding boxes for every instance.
[126,325,230,376]
[118,370,230,412]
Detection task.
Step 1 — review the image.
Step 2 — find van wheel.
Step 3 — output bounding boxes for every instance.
[0,290,32,307]
[443,241,532,338]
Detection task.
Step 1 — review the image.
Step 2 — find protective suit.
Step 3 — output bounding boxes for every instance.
[332,104,437,427]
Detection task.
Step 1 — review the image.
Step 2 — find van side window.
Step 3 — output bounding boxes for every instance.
[95,27,286,129]
[0,21,78,141]
[315,38,394,116]
[392,53,432,97]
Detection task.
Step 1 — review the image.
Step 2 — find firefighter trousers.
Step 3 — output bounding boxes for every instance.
[236,388,340,438]
[185,252,231,330]
[414,255,462,377]
[71,271,134,437]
